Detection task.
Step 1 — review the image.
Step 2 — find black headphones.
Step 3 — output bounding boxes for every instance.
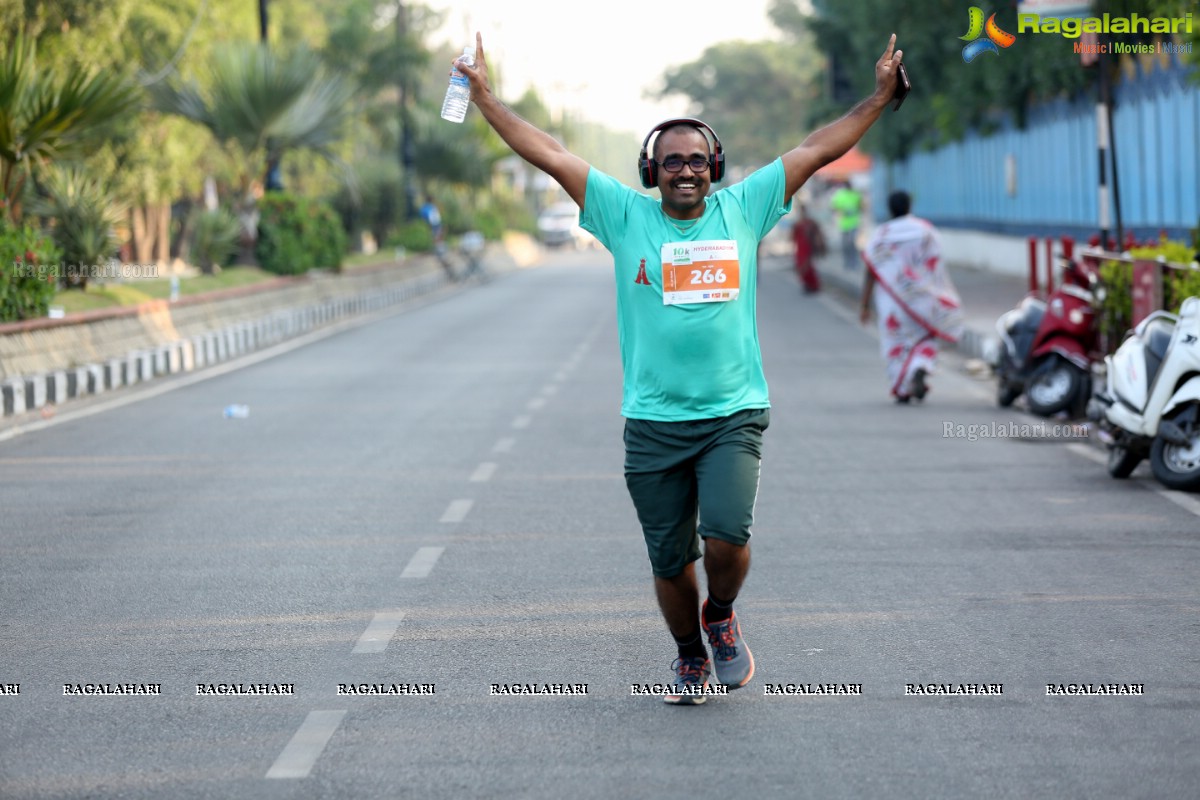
[637,117,725,189]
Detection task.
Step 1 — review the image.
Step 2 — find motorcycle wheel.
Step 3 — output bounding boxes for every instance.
[1150,407,1200,491]
[1027,356,1083,418]
[1106,444,1142,479]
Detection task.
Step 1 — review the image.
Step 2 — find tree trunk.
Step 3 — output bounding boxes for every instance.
[155,203,171,270]
[130,206,151,265]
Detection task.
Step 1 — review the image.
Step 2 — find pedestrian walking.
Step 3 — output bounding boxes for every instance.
[859,190,964,403]
[829,181,863,270]
[791,204,826,294]
[457,31,906,703]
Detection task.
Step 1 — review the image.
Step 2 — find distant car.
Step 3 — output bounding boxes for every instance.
[536,203,596,249]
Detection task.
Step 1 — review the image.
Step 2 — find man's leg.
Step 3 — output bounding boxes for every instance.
[694,410,767,688]
[703,538,750,608]
[654,563,701,641]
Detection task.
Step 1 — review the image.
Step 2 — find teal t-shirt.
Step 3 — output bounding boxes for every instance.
[580,159,792,421]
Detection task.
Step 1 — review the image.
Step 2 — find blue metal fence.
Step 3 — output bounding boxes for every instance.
[873,56,1200,242]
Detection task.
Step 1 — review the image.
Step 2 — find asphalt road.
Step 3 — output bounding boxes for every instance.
[1,250,1198,799]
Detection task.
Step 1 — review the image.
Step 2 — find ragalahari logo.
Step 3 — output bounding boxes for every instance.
[960,7,1017,62]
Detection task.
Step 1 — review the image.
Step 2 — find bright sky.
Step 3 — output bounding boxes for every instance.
[429,0,783,136]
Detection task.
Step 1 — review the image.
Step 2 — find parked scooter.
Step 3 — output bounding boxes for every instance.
[995,258,1101,417]
[1088,296,1200,491]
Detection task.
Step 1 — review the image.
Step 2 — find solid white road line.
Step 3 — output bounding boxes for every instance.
[1067,443,1200,518]
[0,281,458,445]
[265,710,346,779]
[1066,442,1106,465]
[352,610,407,654]
[401,546,446,578]
[439,499,473,523]
[1156,488,1200,517]
[469,462,497,483]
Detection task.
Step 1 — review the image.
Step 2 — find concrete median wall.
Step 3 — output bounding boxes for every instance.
[0,258,452,419]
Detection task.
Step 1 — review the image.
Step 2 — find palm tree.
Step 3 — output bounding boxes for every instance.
[0,33,141,221]
[151,42,354,195]
[151,42,354,252]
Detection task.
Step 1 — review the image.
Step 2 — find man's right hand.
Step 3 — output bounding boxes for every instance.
[457,32,490,105]
[450,31,589,207]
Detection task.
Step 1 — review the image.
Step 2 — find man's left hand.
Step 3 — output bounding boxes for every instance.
[873,34,904,101]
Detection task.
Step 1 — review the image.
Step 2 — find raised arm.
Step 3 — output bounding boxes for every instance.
[781,34,904,200]
[457,32,591,208]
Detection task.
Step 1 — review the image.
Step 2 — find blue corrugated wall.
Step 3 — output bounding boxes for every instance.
[873,57,1199,242]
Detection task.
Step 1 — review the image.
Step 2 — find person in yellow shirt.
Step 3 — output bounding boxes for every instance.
[830,182,863,270]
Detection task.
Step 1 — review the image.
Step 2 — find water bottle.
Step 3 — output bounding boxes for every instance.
[440,45,476,123]
[223,404,249,419]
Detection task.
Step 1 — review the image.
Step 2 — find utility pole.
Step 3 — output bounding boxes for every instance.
[396,0,418,219]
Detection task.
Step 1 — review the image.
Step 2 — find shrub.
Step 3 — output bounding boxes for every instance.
[29,167,123,290]
[255,192,347,275]
[1099,236,1200,347]
[0,218,61,322]
[386,220,434,252]
[190,208,242,274]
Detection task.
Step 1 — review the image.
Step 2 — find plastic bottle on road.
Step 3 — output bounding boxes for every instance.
[223,404,249,419]
[440,45,476,123]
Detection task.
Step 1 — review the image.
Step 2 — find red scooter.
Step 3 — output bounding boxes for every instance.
[994,258,1102,417]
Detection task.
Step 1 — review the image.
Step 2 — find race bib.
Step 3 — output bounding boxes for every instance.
[660,240,740,305]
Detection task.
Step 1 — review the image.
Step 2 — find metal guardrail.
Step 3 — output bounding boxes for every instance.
[1078,246,1200,273]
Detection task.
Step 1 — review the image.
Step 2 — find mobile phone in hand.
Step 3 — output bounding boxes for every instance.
[893,63,910,111]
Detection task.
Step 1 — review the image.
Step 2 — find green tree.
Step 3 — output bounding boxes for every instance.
[0,32,141,221]
[655,37,824,170]
[151,41,356,254]
[791,0,1092,160]
[151,42,354,189]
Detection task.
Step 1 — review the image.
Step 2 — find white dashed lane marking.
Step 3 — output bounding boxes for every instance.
[527,397,547,411]
[401,546,446,578]
[352,610,407,654]
[512,415,532,429]
[439,499,473,523]
[493,437,515,453]
[265,710,346,779]
[469,462,497,483]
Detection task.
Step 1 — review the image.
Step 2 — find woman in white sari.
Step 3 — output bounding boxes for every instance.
[859,191,964,403]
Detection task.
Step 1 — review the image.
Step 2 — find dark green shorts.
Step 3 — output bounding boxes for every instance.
[623,408,769,578]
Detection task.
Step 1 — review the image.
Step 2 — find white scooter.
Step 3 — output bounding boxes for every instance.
[1088,296,1200,491]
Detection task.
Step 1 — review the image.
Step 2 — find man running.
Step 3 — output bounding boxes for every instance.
[457,32,905,703]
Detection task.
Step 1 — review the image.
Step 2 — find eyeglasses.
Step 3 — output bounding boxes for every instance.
[656,156,710,173]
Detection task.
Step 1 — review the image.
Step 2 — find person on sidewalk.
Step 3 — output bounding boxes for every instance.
[859,190,964,403]
[457,31,906,703]
[791,204,826,294]
[829,182,863,270]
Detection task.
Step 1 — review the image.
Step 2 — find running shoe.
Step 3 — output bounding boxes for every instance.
[664,656,712,705]
[701,602,755,689]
